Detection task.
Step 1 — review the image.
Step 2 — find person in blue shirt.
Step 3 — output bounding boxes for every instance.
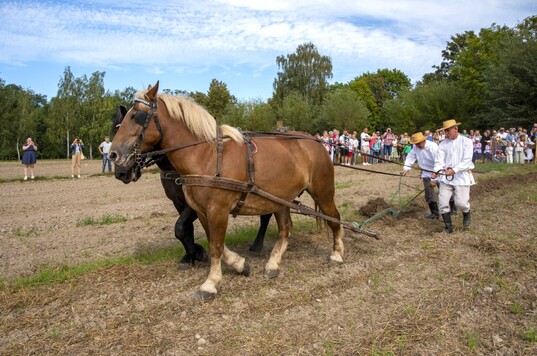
[21,137,37,180]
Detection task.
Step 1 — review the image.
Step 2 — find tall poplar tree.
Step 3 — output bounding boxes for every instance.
[272,42,333,109]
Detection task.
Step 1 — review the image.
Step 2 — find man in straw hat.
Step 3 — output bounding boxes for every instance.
[432,119,476,233]
[400,132,440,219]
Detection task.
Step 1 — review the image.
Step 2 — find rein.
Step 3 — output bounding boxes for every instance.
[334,163,420,178]
[359,152,462,179]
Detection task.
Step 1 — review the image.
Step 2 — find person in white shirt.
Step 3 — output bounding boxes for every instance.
[360,128,371,165]
[432,120,476,233]
[350,133,359,165]
[400,132,440,219]
[99,136,113,173]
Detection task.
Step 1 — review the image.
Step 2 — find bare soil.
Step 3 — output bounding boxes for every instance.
[1,159,536,354]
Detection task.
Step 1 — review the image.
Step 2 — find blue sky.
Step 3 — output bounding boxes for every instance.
[1,0,536,102]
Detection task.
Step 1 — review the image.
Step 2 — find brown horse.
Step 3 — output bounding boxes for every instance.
[109,82,344,301]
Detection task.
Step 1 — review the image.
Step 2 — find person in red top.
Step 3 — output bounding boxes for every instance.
[382,128,397,161]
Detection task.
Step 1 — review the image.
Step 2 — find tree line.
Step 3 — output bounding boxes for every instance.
[1,15,536,160]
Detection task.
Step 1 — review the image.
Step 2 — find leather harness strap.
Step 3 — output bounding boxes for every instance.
[178,174,378,239]
[230,135,256,217]
[216,125,223,177]
[160,170,182,180]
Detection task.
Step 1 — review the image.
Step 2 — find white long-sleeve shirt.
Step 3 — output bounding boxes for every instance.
[434,134,476,186]
[403,140,438,178]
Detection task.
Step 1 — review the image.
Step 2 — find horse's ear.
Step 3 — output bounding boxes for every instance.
[146,81,160,101]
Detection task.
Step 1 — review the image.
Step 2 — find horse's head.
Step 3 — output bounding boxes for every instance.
[112,105,127,135]
[111,105,142,183]
[109,82,163,183]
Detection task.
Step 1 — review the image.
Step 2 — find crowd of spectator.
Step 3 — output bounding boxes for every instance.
[316,123,537,166]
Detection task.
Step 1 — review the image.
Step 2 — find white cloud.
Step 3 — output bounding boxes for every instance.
[1,0,535,98]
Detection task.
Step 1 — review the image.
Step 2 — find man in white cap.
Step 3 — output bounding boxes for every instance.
[432,119,476,233]
[400,132,440,219]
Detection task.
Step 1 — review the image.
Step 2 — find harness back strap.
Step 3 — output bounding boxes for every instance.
[178,174,378,239]
[216,125,223,177]
[230,136,256,217]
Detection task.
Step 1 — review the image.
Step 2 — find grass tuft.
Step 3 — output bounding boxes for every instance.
[76,214,128,226]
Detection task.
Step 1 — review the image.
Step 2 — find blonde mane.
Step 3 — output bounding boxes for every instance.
[134,90,244,143]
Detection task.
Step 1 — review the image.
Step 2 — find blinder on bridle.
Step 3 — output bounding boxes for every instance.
[133,110,148,126]
[128,98,165,170]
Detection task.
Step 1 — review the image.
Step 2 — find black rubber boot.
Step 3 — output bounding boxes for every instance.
[425,202,439,219]
[442,213,454,233]
[463,211,471,228]
[450,199,458,216]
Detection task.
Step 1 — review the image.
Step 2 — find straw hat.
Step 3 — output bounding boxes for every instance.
[440,119,461,131]
[409,132,427,145]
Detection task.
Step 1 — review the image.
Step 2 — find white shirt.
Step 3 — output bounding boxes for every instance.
[100,141,112,154]
[349,138,358,151]
[434,134,475,186]
[403,140,438,178]
[360,132,370,147]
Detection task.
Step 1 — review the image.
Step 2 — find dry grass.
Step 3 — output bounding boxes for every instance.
[1,163,536,354]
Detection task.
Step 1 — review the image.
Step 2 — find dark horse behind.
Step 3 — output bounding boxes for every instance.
[112,105,271,270]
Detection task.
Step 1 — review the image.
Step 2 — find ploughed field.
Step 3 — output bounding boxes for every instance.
[1,159,536,354]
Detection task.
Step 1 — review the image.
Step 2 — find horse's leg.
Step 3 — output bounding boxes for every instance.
[196,207,249,301]
[249,213,272,252]
[222,245,250,276]
[326,216,344,263]
[173,204,208,270]
[309,187,344,263]
[264,208,292,278]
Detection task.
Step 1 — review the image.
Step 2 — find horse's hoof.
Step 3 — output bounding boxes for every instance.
[197,249,209,263]
[192,245,209,263]
[240,262,251,277]
[178,261,192,271]
[265,269,279,279]
[329,256,344,265]
[195,290,215,302]
[249,244,262,252]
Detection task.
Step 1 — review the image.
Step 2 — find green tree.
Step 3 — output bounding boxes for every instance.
[432,24,513,115]
[0,80,46,159]
[383,81,473,133]
[221,101,247,129]
[483,16,537,128]
[351,69,411,126]
[272,42,333,109]
[206,79,234,122]
[347,78,379,127]
[375,68,412,98]
[189,91,208,108]
[47,67,84,158]
[244,101,276,131]
[279,91,314,132]
[317,88,370,133]
[78,71,108,158]
[221,100,276,131]
[113,86,138,108]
